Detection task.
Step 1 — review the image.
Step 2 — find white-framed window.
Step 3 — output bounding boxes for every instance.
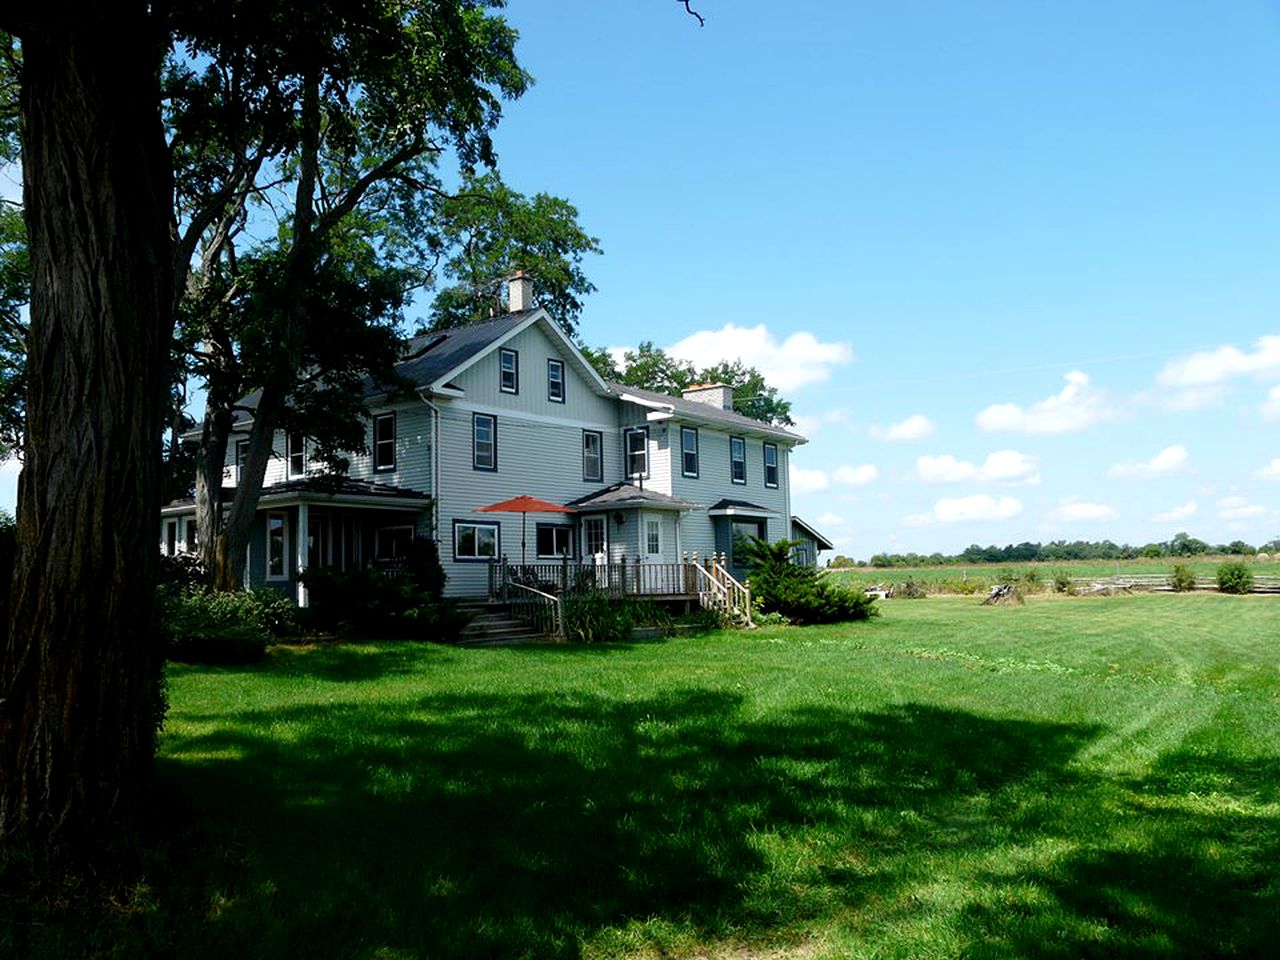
[184,518,198,553]
[499,347,519,394]
[473,413,497,471]
[730,436,747,485]
[235,438,250,484]
[164,519,178,557]
[266,512,288,580]
[536,523,573,558]
[547,358,565,403]
[454,520,499,562]
[763,442,779,488]
[373,413,396,471]
[624,426,648,479]
[287,431,306,478]
[681,426,699,478]
[645,517,661,556]
[375,525,414,560]
[583,516,606,556]
[582,430,603,482]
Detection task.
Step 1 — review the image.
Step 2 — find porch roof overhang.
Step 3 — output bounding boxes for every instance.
[565,482,698,514]
[160,478,432,516]
[707,498,781,519]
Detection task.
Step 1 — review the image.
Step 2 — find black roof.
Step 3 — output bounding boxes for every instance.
[395,311,537,389]
[565,482,697,512]
[609,382,803,442]
[163,477,430,509]
[707,498,773,512]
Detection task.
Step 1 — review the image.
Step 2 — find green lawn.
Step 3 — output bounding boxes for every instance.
[12,594,1280,959]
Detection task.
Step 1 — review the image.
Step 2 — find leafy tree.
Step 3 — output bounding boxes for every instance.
[426,170,601,335]
[1170,531,1210,557]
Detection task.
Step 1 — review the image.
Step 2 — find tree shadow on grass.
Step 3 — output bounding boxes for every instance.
[134,695,1101,959]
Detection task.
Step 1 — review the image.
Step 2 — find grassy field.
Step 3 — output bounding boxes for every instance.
[7,594,1279,959]
[824,554,1280,593]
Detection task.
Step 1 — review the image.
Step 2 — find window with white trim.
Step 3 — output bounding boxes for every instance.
[583,516,606,556]
[763,442,779,488]
[373,413,396,471]
[681,426,699,478]
[454,520,499,561]
[624,426,648,479]
[266,512,288,580]
[547,358,565,403]
[375,525,414,560]
[184,518,198,553]
[287,431,306,478]
[473,413,497,471]
[235,439,250,484]
[164,519,178,557]
[536,523,573,558]
[499,348,519,394]
[646,518,661,556]
[730,436,747,484]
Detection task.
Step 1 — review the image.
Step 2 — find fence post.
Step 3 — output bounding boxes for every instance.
[561,553,569,594]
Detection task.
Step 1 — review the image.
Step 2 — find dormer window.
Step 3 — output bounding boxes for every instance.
[499,348,519,394]
[547,358,565,403]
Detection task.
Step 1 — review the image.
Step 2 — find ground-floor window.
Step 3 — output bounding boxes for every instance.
[164,519,178,556]
[266,513,288,580]
[375,524,414,560]
[454,520,499,561]
[184,518,198,553]
[645,517,662,556]
[536,523,573,558]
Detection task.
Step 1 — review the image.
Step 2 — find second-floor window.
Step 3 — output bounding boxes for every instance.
[730,436,746,484]
[473,413,497,471]
[583,430,603,482]
[624,426,648,479]
[287,431,306,478]
[499,348,518,394]
[547,358,565,403]
[764,442,779,488]
[681,426,699,478]
[373,413,396,471]
[235,438,250,484]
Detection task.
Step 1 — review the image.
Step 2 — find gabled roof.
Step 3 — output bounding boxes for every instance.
[790,515,834,551]
[707,498,780,518]
[565,482,698,513]
[610,382,806,444]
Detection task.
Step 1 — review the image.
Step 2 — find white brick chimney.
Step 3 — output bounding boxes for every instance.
[507,270,534,312]
[682,383,734,411]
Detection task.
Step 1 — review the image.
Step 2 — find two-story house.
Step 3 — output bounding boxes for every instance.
[161,275,827,602]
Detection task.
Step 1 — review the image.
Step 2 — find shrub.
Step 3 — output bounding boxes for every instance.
[299,567,467,641]
[1051,570,1073,594]
[157,551,205,590]
[562,591,635,643]
[161,589,281,663]
[1169,564,1197,593]
[896,578,928,599]
[1217,561,1254,595]
[741,537,878,625]
[1018,567,1043,591]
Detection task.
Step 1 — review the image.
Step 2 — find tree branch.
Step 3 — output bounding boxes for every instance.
[678,0,705,27]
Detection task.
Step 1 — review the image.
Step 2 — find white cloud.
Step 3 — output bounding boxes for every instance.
[870,414,935,442]
[976,371,1117,434]
[832,464,879,486]
[789,464,829,495]
[1257,458,1280,480]
[1262,385,1280,421]
[817,511,846,527]
[667,324,854,393]
[904,512,935,528]
[1109,445,1189,479]
[1049,498,1119,522]
[918,494,1024,524]
[1218,496,1266,520]
[917,450,1039,485]
[1157,335,1280,386]
[1153,501,1197,523]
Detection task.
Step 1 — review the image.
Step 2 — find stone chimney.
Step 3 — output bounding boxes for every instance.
[682,383,734,411]
[508,270,534,312]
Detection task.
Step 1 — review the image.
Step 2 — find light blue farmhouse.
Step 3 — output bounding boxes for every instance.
[161,275,829,609]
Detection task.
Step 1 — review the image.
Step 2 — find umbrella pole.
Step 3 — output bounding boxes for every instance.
[521,512,527,565]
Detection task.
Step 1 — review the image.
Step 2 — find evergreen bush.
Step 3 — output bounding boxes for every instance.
[1216,561,1254,595]
[1169,564,1197,593]
[741,537,878,625]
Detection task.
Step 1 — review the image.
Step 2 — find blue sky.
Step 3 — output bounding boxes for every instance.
[4,1,1280,556]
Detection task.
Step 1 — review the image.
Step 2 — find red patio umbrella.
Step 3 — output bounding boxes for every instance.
[474,494,576,564]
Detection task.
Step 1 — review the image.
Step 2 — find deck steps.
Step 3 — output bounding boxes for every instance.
[455,602,551,647]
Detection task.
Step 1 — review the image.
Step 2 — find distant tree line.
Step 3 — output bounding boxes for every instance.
[829,532,1280,568]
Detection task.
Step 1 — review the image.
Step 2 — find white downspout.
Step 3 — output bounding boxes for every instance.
[422,395,442,539]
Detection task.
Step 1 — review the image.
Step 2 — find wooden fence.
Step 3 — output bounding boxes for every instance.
[1066,574,1280,595]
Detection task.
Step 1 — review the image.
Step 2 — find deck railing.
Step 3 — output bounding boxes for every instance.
[489,552,752,624]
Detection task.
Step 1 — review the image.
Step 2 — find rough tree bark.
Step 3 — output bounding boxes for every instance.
[0,5,174,850]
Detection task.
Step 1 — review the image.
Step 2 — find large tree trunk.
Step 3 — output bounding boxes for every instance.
[0,7,174,850]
